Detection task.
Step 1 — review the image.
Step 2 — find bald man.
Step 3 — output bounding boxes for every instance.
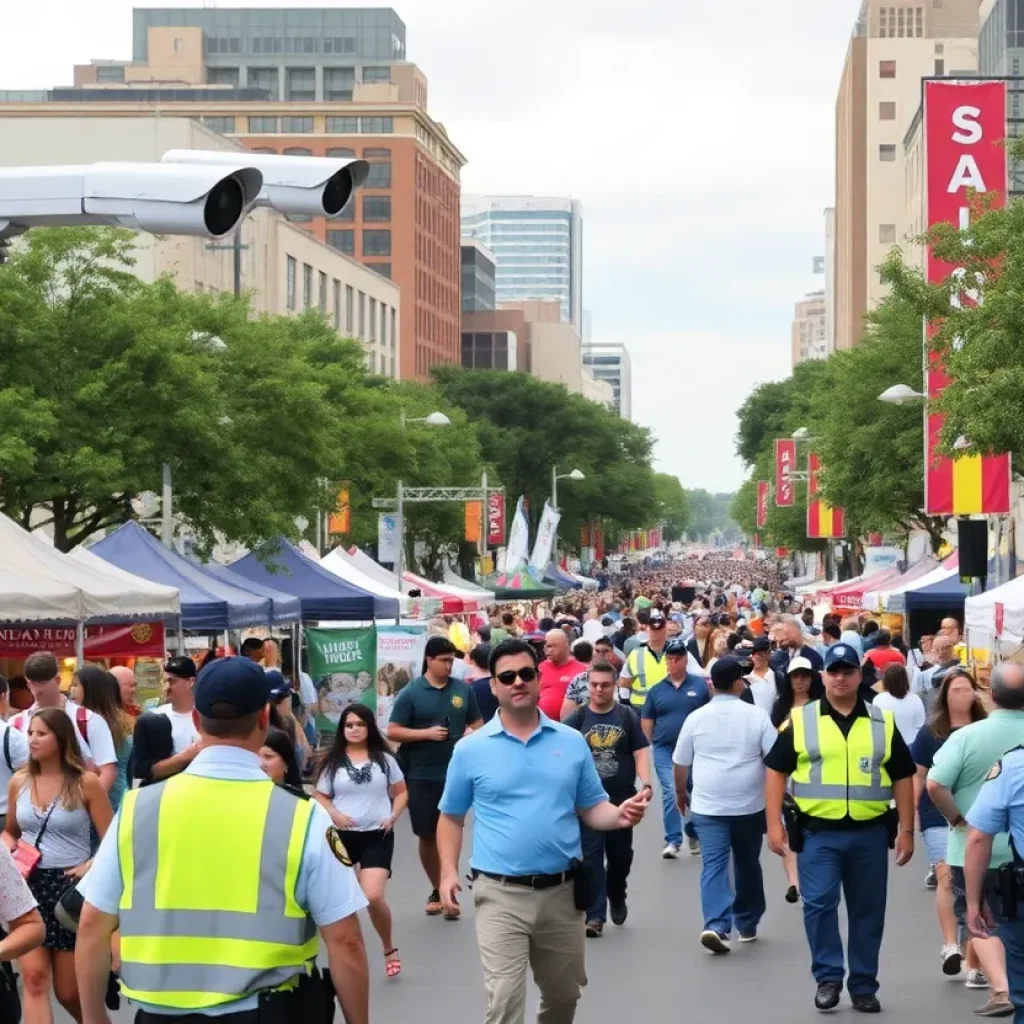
[537,629,586,719]
[109,665,141,717]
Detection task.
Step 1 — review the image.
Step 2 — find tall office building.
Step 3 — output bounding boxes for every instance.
[979,0,1024,196]
[461,196,583,331]
[0,8,464,381]
[461,241,496,312]
[823,207,836,356]
[582,343,632,419]
[790,291,828,368]
[834,0,978,352]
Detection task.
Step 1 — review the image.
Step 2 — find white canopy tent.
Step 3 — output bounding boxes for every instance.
[966,575,1024,654]
[320,548,410,614]
[886,556,960,614]
[0,568,83,623]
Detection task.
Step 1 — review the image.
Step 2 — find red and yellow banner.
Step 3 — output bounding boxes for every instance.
[924,80,1011,515]
[807,453,846,539]
[756,480,769,529]
[775,439,795,506]
[328,487,350,535]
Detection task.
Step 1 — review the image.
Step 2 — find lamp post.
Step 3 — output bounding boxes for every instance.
[878,384,925,405]
[551,466,585,511]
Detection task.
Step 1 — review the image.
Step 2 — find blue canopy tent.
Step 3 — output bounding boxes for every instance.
[903,574,971,612]
[544,562,582,590]
[192,558,301,625]
[231,538,398,621]
[90,522,273,632]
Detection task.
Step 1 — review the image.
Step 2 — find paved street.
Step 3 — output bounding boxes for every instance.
[54,816,985,1023]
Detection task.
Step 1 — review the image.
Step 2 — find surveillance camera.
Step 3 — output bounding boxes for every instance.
[162,149,370,219]
[0,161,263,239]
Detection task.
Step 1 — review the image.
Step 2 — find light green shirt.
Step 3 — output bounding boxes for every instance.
[928,710,1024,867]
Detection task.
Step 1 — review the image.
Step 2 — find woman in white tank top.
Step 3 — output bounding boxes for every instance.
[2,706,113,1024]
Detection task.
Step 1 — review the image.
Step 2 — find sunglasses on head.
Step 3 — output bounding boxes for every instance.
[495,667,538,686]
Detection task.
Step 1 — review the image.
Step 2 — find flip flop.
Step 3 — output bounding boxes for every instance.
[384,948,401,979]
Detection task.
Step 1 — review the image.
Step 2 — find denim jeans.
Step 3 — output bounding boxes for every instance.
[690,811,766,935]
[580,818,634,923]
[797,825,888,996]
[653,744,683,846]
[998,914,1024,1023]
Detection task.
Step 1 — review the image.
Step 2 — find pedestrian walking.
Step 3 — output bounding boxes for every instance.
[69,667,134,812]
[0,674,29,833]
[619,609,671,710]
[764,642,916,1013]
[564,662,651,937]
[436,638,649,1024]
[75,656,371,1024]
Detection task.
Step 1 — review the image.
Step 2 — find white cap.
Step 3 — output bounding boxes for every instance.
[787,656,814,675]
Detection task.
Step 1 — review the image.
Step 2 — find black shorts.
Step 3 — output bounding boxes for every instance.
[339,829,394,873]
[406,778,446,839]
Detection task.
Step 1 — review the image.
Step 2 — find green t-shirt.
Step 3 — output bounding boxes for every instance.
[928,710,1024,867]
[388,675,482,781]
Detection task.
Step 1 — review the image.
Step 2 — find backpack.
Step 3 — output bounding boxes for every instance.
[12,706,88,748]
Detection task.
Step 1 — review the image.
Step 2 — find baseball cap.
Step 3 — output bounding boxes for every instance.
[164,656,197,679]
[752,637,772,653]
[266,669,292,702]
[711,658,745,687]
[194,656,271,719]
[823,644,860,670]
[787,656,814,675]
[648,611,667,627]
[664,636,689,655]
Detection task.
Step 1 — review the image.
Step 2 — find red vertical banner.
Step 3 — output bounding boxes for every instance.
[581,522,592,547]
[753,533,761,549]
[756,480,769,528]
[924,80,1011,515]
[594,525,605,562]
[775,439,795,506]
[486,492,505,547]
[807,453,846,539]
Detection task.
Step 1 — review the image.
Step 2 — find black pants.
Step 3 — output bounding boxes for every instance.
[580,820,633,923]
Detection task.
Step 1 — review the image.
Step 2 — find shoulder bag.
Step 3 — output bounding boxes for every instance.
[11,798,58,880]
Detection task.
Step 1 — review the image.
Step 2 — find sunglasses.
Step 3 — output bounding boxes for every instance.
[495,667,538,686]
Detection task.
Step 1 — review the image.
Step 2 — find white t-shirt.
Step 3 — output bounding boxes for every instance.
[0,843,36,928]
[12,699,116,768]
[153,704,200,755]
[745,669,778,716]
[315,754,403,831]
[871,691,926,746]
[0,721,28,815]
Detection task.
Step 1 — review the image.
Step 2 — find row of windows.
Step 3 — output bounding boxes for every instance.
[241,115,394,134]
[204,34,394,60]
[877,6,924,38]
[325,227,392,255]
[416,268,458,316]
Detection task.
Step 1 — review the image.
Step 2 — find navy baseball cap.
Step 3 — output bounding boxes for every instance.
[664,636,689,655]
[752,637,771,653]
[266,669,292,702]
[711,658,745,686]
[824,644,860,670]
[194,656,271,719]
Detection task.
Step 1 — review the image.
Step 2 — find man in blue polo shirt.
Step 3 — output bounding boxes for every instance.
[640,636,710,859]
[437,638,649,1024]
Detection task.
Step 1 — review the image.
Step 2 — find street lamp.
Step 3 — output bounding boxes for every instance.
[878,384,925,405]
[792,427,811,440]
[551,467,585,511]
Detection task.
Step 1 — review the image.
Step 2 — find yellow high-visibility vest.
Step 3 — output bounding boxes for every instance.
[117,774,319,1011]
[625,645,669,708]
[790,700,895,821]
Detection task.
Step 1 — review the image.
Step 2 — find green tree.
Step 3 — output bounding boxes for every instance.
[685,489,741,543]
[652,473,691,541]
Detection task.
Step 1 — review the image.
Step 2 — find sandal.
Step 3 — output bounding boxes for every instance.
[384,948,401,979]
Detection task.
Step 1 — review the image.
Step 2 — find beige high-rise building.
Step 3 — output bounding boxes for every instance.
[791,290,828,368]
[834,0,978,352]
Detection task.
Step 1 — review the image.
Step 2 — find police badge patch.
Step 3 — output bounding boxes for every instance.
[986,760,1003,782]
[326,827,353,866]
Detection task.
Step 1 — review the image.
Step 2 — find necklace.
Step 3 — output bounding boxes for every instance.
[343,756,375,785]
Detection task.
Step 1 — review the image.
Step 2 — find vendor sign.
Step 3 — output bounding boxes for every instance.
[0,622,165,661]
[307,626,376,737]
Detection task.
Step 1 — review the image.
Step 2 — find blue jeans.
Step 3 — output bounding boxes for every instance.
[690,812,766,935]
[998,914,1024,1023]
[653,744,683,846]
[798,826,888,996]
[580,817,634,923]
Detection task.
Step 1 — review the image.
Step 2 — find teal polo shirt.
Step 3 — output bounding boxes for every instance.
[439,711,607,875]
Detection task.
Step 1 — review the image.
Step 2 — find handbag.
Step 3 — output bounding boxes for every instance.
[0,960,19,1023]
[12,800,58,880]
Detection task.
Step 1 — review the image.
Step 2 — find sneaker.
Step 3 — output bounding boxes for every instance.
[443,903,461,922]
[852,994,882,1014]
[425,889,443,916]
[925,866,938,890]
[609,898,628,926]
[688,836,701,856]
[585,919,604,938]
[966,969,991,990]
[814,981,842,1011]
[738,929,758,943]
[785,884,800,904]
[941,943,963,976]
[700,929,731,954]
[662,843,681,859]
[974,993,1014,1017]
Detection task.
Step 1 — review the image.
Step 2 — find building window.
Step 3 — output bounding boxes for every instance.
[333,279,341,330]
[327,229,355,254]
[283,147,313,157]
[391,308,396,350]
[324,67,355,101]
[369,298,377,343]
[345,285,354,333]
[324,37,357,54]
[935,58,945,76]
[250,146,276,154]
[252,38,282,55]
[326,117,360,133]
[286,213,312,223]
[96,65,125,82]
[363,230,391,257]
[363,67,392,83]
[248,67,278,97]
[368,263,391,279]
[363,148,392,188]
[363,196,391,222]
[285,37,317,55]
[879,60,896,79]
[202,116,236,133]
[380,303,388,348]
[282,118,313,134]
[248,116,279,133]
[879,144,897,162]
[879,101,896,120]
[879,224,897,243]
[207,66,239,86]
[286,68,315,102]
[360,117,393,134]
[326,147,356,158]
[358,291,366,338]
[286,256,297,310]
[318,271,328,313]
[303,264,313,308]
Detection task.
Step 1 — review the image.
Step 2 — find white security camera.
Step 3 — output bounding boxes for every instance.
[162,149,370,218]
[0,161,263,240]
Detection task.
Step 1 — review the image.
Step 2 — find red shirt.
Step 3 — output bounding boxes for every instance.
[865,647,905,671]
[537,658,586,718]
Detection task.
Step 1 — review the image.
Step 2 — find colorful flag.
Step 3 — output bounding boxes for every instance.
[328,487,350,535]
[486,492,505,547]
[756,481,769,528]
[529,501,561,571]
[505,497,531,575]
[807,453,846,539]
[464,501,483,543]
[775,439,796,506]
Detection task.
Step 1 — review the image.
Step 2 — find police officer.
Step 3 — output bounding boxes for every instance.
[764,642,916,1014]
[619,609,671,710]
[74,656,371,1024]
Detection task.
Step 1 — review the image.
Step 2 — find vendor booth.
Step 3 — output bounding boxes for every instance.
[966,575,1024,659]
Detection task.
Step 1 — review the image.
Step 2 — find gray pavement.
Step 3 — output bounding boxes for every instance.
[55,818,988,1023]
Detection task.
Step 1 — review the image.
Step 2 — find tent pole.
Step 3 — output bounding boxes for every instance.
[75,623,85,669]
[175,614,183,656]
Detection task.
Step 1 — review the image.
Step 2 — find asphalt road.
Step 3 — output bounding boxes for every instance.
[53,817,989,1023]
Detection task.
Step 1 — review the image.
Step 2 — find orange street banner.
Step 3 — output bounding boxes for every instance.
[923,79,1011,515]
[328,487,350,535]
[464,501,483,543]
[807,453,846,539]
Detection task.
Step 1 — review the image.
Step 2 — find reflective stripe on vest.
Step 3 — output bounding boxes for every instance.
[117,774,318,1010]
[790,701,893,819]
[628,647,668,707]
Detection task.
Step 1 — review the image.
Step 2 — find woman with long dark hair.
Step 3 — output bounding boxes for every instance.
[873,663,926,745]
[313,703,407,979]
[259,726,303,792]
[267,672,311,772]
[3,708,112,1023]
[69,667,134,812]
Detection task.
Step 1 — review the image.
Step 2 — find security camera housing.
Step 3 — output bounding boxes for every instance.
[0,161,263,239]
[162,149,370,218]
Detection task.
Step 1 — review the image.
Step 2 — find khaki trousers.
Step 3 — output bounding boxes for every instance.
[473,875,587,1024]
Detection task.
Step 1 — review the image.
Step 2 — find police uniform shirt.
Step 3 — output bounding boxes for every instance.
[764,696,916,830]
[967,747,1024,854]
[82,745,368,1017]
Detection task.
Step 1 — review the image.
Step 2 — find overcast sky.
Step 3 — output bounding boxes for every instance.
[3,1,860,493]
